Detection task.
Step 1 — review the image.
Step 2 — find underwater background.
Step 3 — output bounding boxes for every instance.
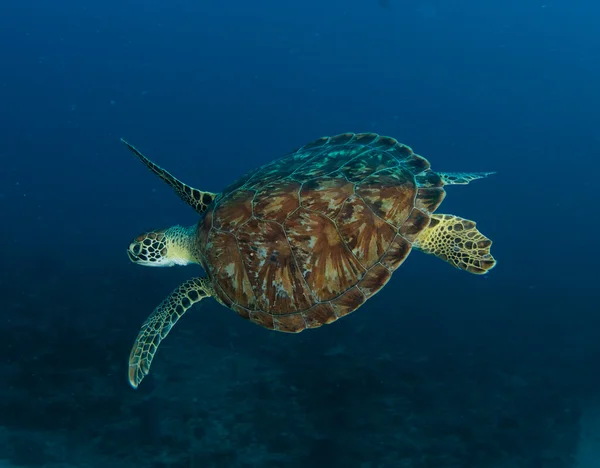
[1,0,599,467]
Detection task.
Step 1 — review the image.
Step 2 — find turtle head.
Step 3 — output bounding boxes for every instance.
[127,225,197,267]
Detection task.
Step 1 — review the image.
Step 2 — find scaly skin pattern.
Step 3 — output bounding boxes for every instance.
[121,139,216,214]
[127,225,200,267]
[437,171,495,185]
[127,277,214,388]
[412,214,496,274]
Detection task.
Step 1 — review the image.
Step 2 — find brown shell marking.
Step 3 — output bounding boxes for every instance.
[272,313,307,333]
[204,230,257,308]
[284,208,365,302]
[302,303,337,329]
[380,235,412,271]
[212,190,254,231]
[253,180,301,223]
[399,208,431,242]
[300,175,354,218]
[249,310,275,330]
[330,286,366,318]
[414,169,446,214]
[358,264,392,299]
[356,168,417,228]
[236,218,313,313]
[336,194,396,267]
[416,186,446,213]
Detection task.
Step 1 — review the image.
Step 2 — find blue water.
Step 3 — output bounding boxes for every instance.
[1,1,599,467]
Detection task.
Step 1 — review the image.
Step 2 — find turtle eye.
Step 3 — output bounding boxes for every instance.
[130,243,142,256]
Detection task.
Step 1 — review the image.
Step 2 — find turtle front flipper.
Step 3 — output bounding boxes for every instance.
[437,172,495,185]
[128,277,214,388]
[121,139,217,214]
[413,214,496,274]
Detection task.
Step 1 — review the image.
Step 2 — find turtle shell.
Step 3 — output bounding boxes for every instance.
[198,133,446,332]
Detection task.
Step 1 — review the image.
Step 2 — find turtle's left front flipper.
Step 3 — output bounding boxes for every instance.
[413,214,496,274]
[438,172,495,185]
[128,277,214,389]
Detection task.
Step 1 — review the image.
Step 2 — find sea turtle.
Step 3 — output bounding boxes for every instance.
[122,133,496,388]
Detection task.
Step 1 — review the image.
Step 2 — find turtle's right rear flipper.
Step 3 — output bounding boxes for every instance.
[413,214,496,274]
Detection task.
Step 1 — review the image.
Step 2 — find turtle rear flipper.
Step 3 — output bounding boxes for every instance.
[413,214,496,274]
[438,172,495,185]
[128,277,214,388]
[121,139,217,214]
